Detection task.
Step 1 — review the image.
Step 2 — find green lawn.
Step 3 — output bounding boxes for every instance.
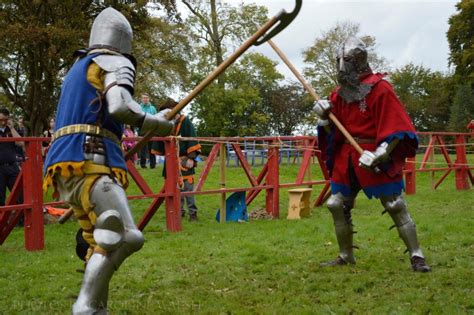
[1,160,473,314]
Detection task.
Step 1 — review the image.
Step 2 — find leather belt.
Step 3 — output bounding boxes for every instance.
[344,137,375,144]
[52,124,121,146]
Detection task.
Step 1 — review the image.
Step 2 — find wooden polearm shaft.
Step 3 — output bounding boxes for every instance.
[57,207,74,224]
[266,39,364,155]
[125,15,281,160]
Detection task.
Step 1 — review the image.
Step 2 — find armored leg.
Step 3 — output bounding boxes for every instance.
[324,192,356,265]
[73,176,144,314]
[380,195,423,257]
[381,195,430,272]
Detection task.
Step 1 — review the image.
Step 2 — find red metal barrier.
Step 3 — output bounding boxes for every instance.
[1,131,472,251]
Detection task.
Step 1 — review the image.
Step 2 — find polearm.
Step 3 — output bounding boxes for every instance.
[124,0,302,160]
[59,0,303,224]
[57,207,74,224]
[266,39,365,155]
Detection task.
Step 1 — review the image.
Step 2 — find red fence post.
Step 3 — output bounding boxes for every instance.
[265,141,279,218]
[23,140,44,250]
[454,135,469,190]
[164,138,181,231]
[405,156,416,195]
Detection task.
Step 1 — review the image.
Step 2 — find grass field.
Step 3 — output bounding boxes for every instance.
[0,159,473,314]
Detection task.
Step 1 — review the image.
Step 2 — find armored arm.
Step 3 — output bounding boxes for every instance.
[93,55,173,136]
[358,139,400,170]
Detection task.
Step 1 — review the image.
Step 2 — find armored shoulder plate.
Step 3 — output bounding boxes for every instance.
[93,55,136,92]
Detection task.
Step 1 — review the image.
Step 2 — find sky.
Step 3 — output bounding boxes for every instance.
[184,0,459,80]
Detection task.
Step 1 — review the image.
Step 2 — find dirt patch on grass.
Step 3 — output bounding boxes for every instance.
[249,207,273,220]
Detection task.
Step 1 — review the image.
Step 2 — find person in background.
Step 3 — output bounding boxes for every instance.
[42,117,55,157]
[139,93,157,169]
[152,99,201,221]
[15,116,26,165]
[122,124,137,162]
[0,108,24,206]
[16,116,26,137]
[314,36,430,272]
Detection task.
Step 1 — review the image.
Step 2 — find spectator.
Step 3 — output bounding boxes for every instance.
[152,99,201,221]
[42,117,55,157]
[15,116,26,164]
[122,124,137,162]
[138,93,157,169]
[16,116,26,136]
[0,108,24,206]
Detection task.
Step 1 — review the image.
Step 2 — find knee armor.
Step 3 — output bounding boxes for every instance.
[327,193,354,225]
[89,176,144,268]
[381,195,410,227]
[94,209,125,252]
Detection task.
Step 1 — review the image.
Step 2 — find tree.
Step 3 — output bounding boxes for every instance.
[0,1,91,135]
[262,82,313,135]
[448,83,474,131]
[182,1,285,136]
[390,63,453,131]
[447,0,474,84]
[191,52,283,137]
[302,21,388,98]
[182,0,268,82]
[134,16,190,101]
[0,1,183,135]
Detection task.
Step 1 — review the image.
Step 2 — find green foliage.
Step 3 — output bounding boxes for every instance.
[183,0,268,71]
[448,83,474,131]
[0,1,182,135]
[262,82,314,135]
[134,17,190,101]
[302,21,388,98]
[0,0,92,135]
[191,53,282,136]
[390,63,454,131]
[1,161,473,313]
[447,0,474,84]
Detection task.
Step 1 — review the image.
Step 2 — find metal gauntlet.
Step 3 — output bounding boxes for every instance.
[359,139,399,170]
[141,109,174,136]
[314,99,332,128]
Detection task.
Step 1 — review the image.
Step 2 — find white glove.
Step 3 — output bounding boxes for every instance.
[313,99,332,119]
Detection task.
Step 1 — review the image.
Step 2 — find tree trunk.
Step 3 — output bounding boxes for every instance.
[210,0,225,86]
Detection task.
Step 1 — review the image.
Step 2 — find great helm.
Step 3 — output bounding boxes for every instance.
[89,7,133,55]
[337,36,371,76]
